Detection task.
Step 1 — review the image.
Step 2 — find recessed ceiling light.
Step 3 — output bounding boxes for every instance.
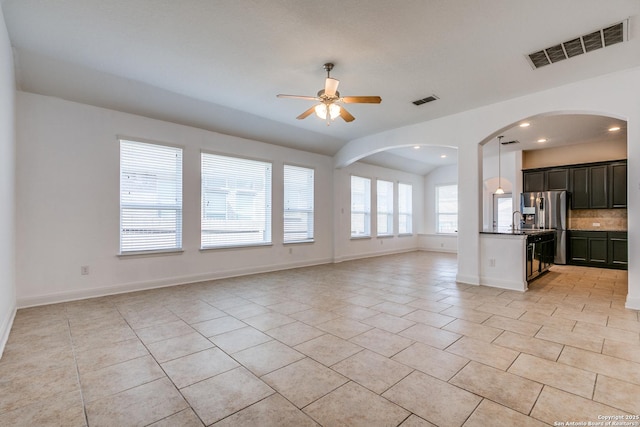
[608,126,621,132]
[537,138,547,143]
[440,154,447,158]
[519,122,530,128]
[413,145,420,149]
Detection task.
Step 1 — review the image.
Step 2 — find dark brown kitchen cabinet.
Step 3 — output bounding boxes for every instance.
[570,167,589,209]
[545,168,570,191]
[589,165,608,209]
[609,161,627,208]
[523,170,545,192]
[568,230,627,269]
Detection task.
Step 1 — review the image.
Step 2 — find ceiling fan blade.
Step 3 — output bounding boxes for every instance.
[339,106,355,122]
[296,106,317,120]
[277,94,320,101]
[341,96,382,104]
[324,78,340,97]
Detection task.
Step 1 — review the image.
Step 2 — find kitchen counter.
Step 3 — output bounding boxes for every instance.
[481,229,555,236]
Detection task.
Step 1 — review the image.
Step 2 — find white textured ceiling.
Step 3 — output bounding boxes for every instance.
[2,0,639,173]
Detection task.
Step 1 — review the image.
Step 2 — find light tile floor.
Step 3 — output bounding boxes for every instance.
[1,251,638,426]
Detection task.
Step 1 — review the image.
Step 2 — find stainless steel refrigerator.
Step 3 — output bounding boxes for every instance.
[520,191,568,264]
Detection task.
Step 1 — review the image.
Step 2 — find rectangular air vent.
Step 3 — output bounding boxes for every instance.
[412,95,439,106]
[527,20,628,69]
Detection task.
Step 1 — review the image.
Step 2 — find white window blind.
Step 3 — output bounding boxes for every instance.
[284,165,314,243]
[120,139,183,253]
[351,175,371,237]
[377,179,394,236]
[437,184,458,234]
[398,182,413,234]
[201,153,272,248]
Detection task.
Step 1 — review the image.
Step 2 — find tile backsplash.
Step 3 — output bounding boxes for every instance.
[568,209,627,231]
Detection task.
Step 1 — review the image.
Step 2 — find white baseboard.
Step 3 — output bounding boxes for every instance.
[17,257,333,308]
[418,247,458,254]
[625,295,640,311]
[0,304,16,360]
[479,276,527,292]
[333,248,415,264]
[455,273,480,286]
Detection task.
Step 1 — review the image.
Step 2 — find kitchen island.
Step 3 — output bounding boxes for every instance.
[479,229,555,291]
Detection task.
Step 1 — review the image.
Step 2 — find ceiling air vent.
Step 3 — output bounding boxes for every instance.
[412,95,439,106]
[527,20,628,69]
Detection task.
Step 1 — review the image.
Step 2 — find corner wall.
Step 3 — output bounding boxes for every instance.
[0,6,17,357]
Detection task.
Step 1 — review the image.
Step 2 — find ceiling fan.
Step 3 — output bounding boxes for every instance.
[277,63,381,124]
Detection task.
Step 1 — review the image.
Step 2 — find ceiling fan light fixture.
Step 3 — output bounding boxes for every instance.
[314,103,341,121]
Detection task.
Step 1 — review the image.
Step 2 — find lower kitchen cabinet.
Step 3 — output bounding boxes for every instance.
[568,231,627,269]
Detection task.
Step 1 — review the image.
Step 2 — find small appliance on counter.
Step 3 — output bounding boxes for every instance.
[520,190,568,264]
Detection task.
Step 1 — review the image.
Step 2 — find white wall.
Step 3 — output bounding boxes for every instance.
[332,161,423,262]
[420,164,458,253]
[15,93,340,307]
[482,150,517,231]
[0,7,17,356]
[335,67,640,309]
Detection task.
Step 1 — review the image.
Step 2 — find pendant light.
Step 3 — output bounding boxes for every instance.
[495,135,505,194]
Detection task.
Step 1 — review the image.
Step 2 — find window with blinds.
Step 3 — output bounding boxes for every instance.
[283,165,314,243]
[120,139,183,254]
[351,175,371,237]
[398,182,413,234]
[201,153,272,248]
[377,180,394,236]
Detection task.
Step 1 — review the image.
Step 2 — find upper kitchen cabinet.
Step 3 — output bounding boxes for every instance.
[523,170,545,192]
[570,167,589,209]
[545,168,570,191]
[609,161,627,208]
[571,164,608,209]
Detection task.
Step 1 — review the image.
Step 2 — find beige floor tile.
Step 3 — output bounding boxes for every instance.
[205,296,250,310]
[333,349,413,394]
[349,328,413,357]
[294,334,363,366]
[80,354,165,402]
[400,414,436,426]
[290,308,341,325]
[508,353,596,398]
[531,386,630,425]
[483,315,542,336]
[493,331,563,361]
[559,346,640,385]
[267,300,313,315]
[446,336,519,370]
[331,304,381,320]
[474,303,525,319]
[232,340,305,376]
[345,294,386,308]
[165,300,226,324]
[182,367,274,425]
[399,323,462,349]
[463,399,547,427]
[440,306,492,323]
[383,370,482,427]
[304,381,410,427]
[507,300,557,316]
[393,342,468,381]
[602,339,640,363]
[146,332,214,363]
[518,310,576,330]
[593,375,640,414]
[403,309,456,328]
[192,316,247,337]
[213,394,318,426]
[161,348,238,389]
[266,321,325,346]
[573,321,640,344]
[360,312,415,333]
[86,377,188,427]
[243,312,297,331]
[149,408,204,426]
[535,325,603,352]
[0,346,75,382]
[552,308,608,326]
[370,301,417,317]
[209,326,273,353]
[71,324,138,352]
[407,298,452,313]
[0,389,85,427]
[261,358,348,408]
[221,302,271,319]
[443,319,502,342]
[316,317,373,339]
[123,307,182,330]
[75,338,148,373]
[450,361,542,414]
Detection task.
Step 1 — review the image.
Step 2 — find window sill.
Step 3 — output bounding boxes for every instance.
[200,242,273,252]
[283,240,315,245]
[350,236,372,240]
[398,233,414,237]
[118,249,184,259]
[377,235,394,239]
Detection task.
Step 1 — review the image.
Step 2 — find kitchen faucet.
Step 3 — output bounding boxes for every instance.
[512,210,522,231]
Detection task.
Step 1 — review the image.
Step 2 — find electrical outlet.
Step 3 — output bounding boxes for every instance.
[80,265,89,275]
